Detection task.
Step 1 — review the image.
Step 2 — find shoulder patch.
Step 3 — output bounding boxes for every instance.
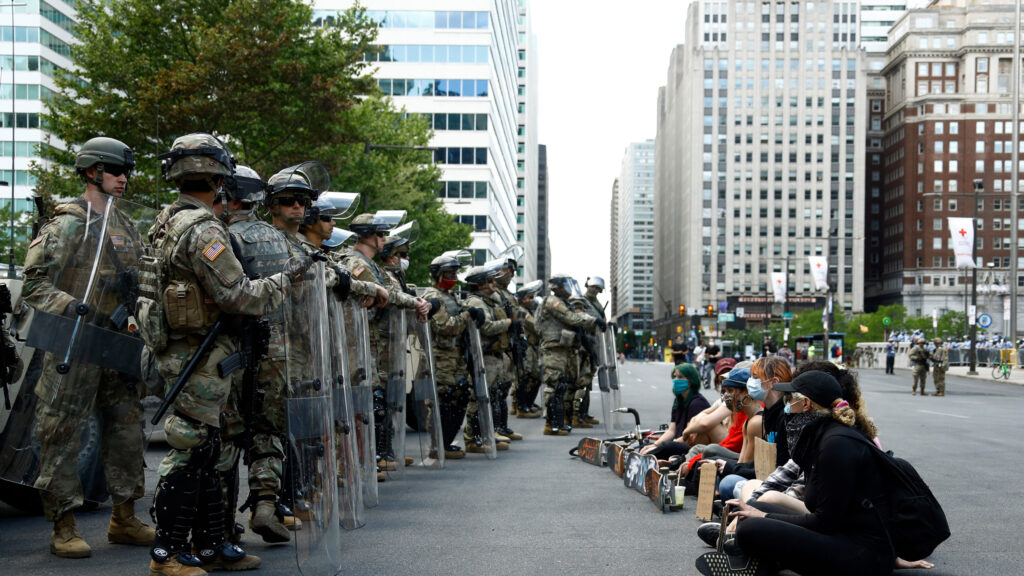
[203,239,227,262]
[353,264,366,277]
[109,233,126,247]
[29,235,43,248]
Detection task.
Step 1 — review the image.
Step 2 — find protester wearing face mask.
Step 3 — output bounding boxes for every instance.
[639,364,712,458]
[681,366,754,472]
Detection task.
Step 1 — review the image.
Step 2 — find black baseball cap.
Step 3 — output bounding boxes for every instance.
[774,370,842,408]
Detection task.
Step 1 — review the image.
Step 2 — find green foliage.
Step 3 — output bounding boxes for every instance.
[0,204,32,269]
[31,0,470,274]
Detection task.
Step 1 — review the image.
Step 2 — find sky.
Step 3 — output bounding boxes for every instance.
[531,1,690,300]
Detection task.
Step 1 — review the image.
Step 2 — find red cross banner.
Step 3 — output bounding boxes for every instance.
[808,256,828,291]
[947,217,976,269]
[770,272,787,303]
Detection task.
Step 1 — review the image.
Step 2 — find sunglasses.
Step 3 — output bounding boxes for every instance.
[104,165,132,178]
[276,196,310,208]
[318,215,334,223]
[374,231,388,238]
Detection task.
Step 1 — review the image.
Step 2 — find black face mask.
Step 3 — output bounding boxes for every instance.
[785,411,829,455]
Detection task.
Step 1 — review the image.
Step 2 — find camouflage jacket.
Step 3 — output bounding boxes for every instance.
[536,294,596,350]
[421,284,468,351]
[464,291,511,355]
[229,214,290,359]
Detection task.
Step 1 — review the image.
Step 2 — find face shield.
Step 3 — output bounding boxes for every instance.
[323,228,357,250]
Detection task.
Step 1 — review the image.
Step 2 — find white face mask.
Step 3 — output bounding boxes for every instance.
[399,258,410,272]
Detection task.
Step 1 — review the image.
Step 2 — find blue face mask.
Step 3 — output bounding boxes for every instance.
[746,377,767,401]
[672,379,689,395]
[784,401,792,415]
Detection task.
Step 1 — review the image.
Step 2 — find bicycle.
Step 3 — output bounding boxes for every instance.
[992,360,1013,380]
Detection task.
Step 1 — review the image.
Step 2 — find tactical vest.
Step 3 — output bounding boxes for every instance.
[536,295,579,348]
[229,217,289,348]
[470,292,509,354]
[423,286,464,350]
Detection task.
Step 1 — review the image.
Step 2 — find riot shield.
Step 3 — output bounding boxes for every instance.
[345,299,377,508]
[466,323,497,459]
[326,295,363,530]
[409,316,444,469]
[384,309,408,478]
[604,323,624,430]
[597,328,615,436]
[284,259,342,575]
[0,195,156,509]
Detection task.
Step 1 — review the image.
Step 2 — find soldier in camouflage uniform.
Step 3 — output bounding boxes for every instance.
[462,264,513,452]
[536,274,602,435]
[570,277,607,428]
[337,213,429,477]
[491,255,528,437]
[145,134,307,575]
[22,137,154,559]
[420,251,482,459]
[908,338,931,396]
[515,281,544,418]
[930,337,948,397]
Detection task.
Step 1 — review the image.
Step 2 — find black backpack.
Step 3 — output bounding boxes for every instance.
[832,427,951,561]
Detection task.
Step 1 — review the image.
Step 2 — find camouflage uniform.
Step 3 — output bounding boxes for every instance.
[518,297,543,413]
[420,284,472,448]
[22,198,146,521]
[570,292,605,425]
[930,340,948,396]
[536,293,596,432]
[908,342,931,395]
[463,290,512,444]
[494,286,527,429]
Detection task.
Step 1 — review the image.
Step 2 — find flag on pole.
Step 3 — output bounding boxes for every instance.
[808,256,829,290]
[770,272,787,303]
[822,295,832,331]
[947,217,976,269]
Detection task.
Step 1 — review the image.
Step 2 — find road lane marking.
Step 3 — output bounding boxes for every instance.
[917,409,969,419]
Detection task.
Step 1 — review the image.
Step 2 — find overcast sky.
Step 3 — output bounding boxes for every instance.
[531,1,689,306]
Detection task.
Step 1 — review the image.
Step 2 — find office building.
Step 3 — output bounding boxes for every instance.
[536,143,550,282]
[615,140,655,332]
[609,177,619,320]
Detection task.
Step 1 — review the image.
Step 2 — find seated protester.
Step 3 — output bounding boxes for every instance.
[700,361,881,547]
[639,364,712,458]
[714,356,794,500]
[679,358,737,446]
[680,365,753,473]
[706,371,894,576]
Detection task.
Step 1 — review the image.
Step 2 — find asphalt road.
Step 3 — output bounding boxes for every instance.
[0,361,1013,575]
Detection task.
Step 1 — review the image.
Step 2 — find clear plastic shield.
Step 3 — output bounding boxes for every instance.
[466,323,497,459]
[319,192,360,221]
[384,309,408,478]
[409,317,444,469]
[0,196,156,508]
[326,296,363,530]
[603,324,624,430]
[284,260,341,575]
[345,300,377,508]
[597,329,615,437]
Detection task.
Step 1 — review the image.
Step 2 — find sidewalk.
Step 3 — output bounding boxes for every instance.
[863,364,1024,385]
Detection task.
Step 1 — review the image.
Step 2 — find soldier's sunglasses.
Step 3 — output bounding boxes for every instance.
[104,165,132,178]
[319,215,334,222]
[276,196,311,208]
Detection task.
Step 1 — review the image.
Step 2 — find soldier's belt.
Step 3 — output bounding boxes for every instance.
[27,309,143,379]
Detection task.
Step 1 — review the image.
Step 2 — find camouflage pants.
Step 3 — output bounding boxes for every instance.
[932,369,946,395]
[541,347,579,409]
[218,358,287,494]
[156,335,235,477]
[33,357,145,521]
[464,354,503,441]
[912,367,929,394]
[575,355,596,403]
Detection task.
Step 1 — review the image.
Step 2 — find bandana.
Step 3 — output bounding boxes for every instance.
[785,411,829,456]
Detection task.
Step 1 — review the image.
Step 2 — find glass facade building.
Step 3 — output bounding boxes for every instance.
[615,141,656,332]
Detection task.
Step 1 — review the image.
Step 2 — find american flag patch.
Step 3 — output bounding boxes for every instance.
[109,234,126,247]
[203,239,226,261]
[353,264,365,277]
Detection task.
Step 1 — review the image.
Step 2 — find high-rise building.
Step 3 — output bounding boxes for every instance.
[655,1,868,332]
[515,0,538,282]
[0,2,77,227]
[315,1,528,266]
[877,0,1024,334]
[609,178,619,320]
[535,143,550,282]
[615,140,655,332]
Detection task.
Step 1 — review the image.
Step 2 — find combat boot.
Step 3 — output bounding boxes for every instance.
[582,414,600,425]
[498,427,524,441]
[378,458,397,472]
[444,445,466,459]
[109,499,157,545]
[404,456,415,466]
[203,554,261,572]
[149,556,207,576]
[572,417,594,429]
[495,431,512,443]
[465,441,490,453]
[50,511,91,558]
[275,501,301,531]
[516,405,541,419]
[543,424,569,436]
[495,440,510,451]
[248,492,290,544]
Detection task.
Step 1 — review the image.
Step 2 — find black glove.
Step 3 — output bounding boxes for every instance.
[426,298,442,319]
[332,265,351,301]
[596,318,608,331]
[509,319,521,334]
[65,299,88,317]
[284,254,312,280]
[468,307,486,328]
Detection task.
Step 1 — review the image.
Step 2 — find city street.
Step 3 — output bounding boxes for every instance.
[0,360,1015,575]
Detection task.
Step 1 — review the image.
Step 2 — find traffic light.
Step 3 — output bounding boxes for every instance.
[678,304,686,316]
[706,305,714,317]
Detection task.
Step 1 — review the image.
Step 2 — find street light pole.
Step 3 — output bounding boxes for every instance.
[1011,0,1021,343]
[969,179,982,376]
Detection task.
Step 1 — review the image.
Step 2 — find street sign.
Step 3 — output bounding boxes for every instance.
[978,313,993,329]
[781,312,794,319]
[968,305,977,326]
[718,313,735,322]
[736,307,745,318]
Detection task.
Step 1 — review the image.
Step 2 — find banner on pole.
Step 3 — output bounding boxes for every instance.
[770,272,787,303]
[808,256,828,290]
[947,217,976,269]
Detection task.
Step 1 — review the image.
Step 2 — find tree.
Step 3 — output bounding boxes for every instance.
[32,0,470,274]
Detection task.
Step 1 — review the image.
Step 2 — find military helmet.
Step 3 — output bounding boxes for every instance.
[463,259,506,287]
[380,220,420,259]
[499,244,525,266]
[549,273,574,292]
[585,276,606,290]
[933,337,943,346]
[302,191,361,227]
[159,133,235,182]
[223,165,266,205]
[323,228,357,250]
[516,279,544,299]
[75,137,135,181]
[429,249,472,278]
[349,213,393,237]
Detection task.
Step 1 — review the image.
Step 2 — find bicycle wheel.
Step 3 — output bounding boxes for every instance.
[1004,366,1013,380]
[993,364,1003,379]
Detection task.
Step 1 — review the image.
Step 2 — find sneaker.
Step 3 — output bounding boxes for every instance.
[697,522,725,548]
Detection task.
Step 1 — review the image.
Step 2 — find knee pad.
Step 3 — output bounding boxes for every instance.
[165,413,207,452]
